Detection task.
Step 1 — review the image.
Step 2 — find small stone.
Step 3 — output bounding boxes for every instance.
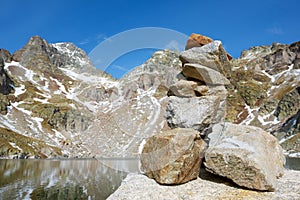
[185,33,214,50]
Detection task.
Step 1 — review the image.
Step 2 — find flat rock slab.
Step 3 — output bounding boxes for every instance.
[183,63,230,85]
[108,170,300,200]
[205,123,286,191]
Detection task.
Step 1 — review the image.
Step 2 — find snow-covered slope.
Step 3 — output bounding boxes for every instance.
[0,36,181,158]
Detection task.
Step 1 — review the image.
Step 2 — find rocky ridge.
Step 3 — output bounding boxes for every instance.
[0,36,182,158]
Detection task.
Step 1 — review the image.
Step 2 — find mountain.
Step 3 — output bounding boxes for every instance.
[0,35,299,159]
[227,41,300,157]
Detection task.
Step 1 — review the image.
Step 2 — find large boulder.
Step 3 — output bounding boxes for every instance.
[179,41,231,78]
[165,96,220,132]
[182,63,230,85]
[205,123,285,191]
[140,128,207,184]
[185,33,213,50]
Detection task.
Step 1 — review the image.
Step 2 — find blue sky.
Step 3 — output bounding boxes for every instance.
[1,0,300,78]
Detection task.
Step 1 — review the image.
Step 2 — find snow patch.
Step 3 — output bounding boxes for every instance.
[138,139,146,154]
[241,104,259,125]
[257,111,280,126]
[261,70,275,83]
[288,152,300,158]
[279,134,297,144]
[8,142,22,151]
[33,97,49,104]
[32,117,44,132]
[59,67,119,88]
[13,84,26,97]
[11,101,32,115]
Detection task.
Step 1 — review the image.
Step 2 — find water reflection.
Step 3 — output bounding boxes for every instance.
[285,157,300,170]
[0,159,138,200]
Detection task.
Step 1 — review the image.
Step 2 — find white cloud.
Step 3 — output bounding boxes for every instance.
[267,26,284,35]
[164,40,184,51]
[78,33,108,45]
[79,38,89,45]
[111,64,128,72]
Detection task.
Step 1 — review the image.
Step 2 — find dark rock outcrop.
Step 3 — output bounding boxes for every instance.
[0,57,14,95]
[0,53,14,114]
[0,49,12,62]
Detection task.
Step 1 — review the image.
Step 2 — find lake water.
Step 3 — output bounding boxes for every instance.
[0,159,140,200]
[0,157,299,200]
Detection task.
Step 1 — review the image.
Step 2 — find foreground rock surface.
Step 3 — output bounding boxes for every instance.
[205,123,285,191]
[140,128,207,184]
[108,170,300,200]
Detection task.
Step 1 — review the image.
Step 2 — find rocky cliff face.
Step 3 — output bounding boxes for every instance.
[228,41,300,157]
[0,36,117,158]
[0,35,299,160]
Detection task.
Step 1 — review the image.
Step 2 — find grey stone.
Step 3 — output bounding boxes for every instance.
[165,96,220,132]
[183,63,230,85]
[205,123,285,191]
[179,41,231,78]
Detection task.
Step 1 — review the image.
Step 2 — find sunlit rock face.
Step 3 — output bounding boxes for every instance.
[140,128,207,184]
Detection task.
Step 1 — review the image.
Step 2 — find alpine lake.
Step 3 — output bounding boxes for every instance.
[0,157,299,200]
